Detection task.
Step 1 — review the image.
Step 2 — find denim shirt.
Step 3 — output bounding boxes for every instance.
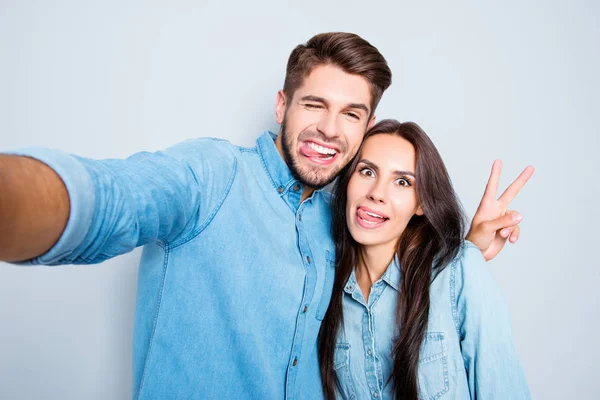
[335,242,530,400]
[10,131,336,399]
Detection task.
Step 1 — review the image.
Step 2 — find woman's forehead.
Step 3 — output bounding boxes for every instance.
[360,134,416,171]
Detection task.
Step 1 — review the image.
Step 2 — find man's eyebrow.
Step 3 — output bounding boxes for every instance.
[300,95,370,115]
[300,95,328,104]
[358,159,415,177]
[347,103,370,114]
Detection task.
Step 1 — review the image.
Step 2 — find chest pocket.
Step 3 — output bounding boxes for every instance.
[315,250,336,320]
[418,332,449,400]
[334,342,357,400]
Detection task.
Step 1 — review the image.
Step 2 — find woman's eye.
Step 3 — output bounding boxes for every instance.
[359,168,374,177]
[396,178,410,187]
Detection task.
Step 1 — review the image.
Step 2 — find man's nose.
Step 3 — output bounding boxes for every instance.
[316,112,341,140]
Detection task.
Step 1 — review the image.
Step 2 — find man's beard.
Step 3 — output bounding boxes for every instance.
[280,119,346,190]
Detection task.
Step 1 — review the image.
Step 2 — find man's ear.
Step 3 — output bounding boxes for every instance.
[367,115,376,130]
[276,90,287,124]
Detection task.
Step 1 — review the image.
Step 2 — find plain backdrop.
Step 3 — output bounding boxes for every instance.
[1,1,598,399]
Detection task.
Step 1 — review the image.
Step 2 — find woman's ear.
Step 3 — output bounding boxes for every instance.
[415,205,424,216]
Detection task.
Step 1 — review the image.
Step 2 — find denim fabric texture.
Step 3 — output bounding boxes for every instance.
[334,242,531,400]
[10,131,335,399]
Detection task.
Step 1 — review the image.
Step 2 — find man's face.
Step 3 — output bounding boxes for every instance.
[275,65,376,189]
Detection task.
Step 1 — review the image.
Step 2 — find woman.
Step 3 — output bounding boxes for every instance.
[318,120,530,399]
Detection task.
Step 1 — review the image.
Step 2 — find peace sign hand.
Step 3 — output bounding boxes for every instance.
[466,160,535,261]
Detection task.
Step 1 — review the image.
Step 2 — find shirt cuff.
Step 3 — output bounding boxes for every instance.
[6,148,96,265]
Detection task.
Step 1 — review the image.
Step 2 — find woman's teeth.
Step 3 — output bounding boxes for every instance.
[365,211,385,219]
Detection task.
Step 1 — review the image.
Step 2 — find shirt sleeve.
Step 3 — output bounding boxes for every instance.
[7,137,237,265]
[452,242,531,399]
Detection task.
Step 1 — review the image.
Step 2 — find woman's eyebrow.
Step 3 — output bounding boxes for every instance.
[357,159,378,172]
[359,158,415,177]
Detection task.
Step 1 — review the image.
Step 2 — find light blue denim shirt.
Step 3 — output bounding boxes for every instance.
[9,131,336,399]
[334,242,530,400]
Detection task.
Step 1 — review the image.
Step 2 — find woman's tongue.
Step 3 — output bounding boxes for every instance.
[357,208,386,223]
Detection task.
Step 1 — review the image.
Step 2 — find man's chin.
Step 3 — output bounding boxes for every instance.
[295,166,340,189]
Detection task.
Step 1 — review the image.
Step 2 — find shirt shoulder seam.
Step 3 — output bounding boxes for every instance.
[450,243,465,338]
[166,148,239,250]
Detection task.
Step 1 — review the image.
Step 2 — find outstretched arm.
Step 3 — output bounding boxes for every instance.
[466,160,534,261]
[1,139,235,265]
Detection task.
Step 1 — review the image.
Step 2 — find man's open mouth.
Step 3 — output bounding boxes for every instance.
[299,141,339,165]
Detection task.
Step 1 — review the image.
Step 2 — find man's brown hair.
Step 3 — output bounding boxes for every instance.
[283,32,392,115]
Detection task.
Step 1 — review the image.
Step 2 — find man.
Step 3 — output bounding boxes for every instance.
[0,32,531,399]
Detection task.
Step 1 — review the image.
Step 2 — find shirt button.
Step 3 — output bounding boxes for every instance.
[277,186,283,193]
[293,184,300,191]
[303,305,308,313]
[306,256,311,263]
[367,349,373,355]
[298,214,302,221]
[346,285,353,291]
[292,358,298,366]
[373,391,379,398]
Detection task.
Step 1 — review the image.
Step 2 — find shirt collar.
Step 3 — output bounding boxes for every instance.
[381,256,401,291]
[256,130,299,195]
[344,256,401,295]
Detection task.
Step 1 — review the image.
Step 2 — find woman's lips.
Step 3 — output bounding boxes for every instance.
[356,206,389,229]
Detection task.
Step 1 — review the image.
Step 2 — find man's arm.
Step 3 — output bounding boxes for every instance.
[1,138,237,265]
[0,155,70,262]
[454,244,531,398]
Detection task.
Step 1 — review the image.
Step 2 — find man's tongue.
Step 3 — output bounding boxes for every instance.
[300,143,331,159]
[357,208,385,223]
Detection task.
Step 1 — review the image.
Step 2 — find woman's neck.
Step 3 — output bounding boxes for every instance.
[355,242,396,302]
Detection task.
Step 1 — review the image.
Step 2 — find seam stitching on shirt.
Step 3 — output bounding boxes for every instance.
[136,245,170,399]
[257,138,279,191]
[168,155,239,250]
[450,244,463,338]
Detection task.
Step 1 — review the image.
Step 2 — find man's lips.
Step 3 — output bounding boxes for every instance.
[356,206,389,229]
[299,141,339,165]
[303,139,341,153]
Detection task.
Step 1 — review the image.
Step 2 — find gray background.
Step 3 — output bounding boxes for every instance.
[0,0,598,399]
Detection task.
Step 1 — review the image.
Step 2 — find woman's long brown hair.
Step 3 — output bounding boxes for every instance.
[318,119,465,399]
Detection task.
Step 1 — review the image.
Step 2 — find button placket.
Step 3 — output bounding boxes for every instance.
[285,200,318,399]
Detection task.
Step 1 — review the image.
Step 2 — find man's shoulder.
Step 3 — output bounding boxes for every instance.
[167,136,240,156]
[317,187,334,204]
[164,137,253,170]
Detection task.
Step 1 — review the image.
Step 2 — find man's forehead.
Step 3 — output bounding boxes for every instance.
[293,65,372,110]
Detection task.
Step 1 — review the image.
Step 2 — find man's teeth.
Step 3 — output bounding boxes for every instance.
[365,211,385,219]
[307,142,337,155]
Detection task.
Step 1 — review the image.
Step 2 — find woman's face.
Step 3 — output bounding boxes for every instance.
[346,134,423,251]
